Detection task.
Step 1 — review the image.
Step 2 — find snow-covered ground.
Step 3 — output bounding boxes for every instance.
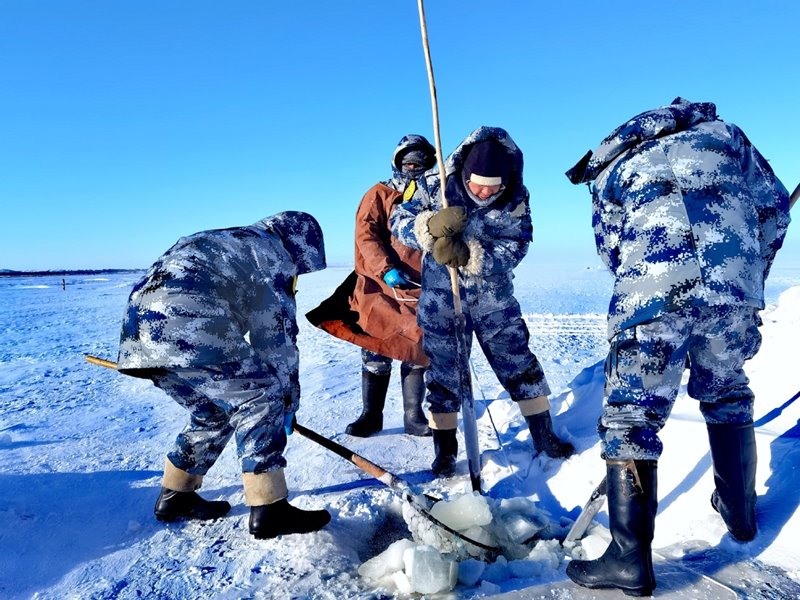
[1,259,799,599]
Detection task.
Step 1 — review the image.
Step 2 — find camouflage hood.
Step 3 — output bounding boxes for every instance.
[445,126,523,189]
[254,211,326,275]
[566,97,718,185]
[389,134,436,190]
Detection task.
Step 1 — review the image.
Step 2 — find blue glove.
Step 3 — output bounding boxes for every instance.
[383,268,410,288]
[284,412,295,436]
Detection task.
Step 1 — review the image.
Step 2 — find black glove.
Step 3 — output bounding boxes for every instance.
[432,236,470,267]
[428,206,468,238]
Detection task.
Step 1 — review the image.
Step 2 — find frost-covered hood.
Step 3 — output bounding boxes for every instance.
[389,134,436,189]
[566,97,718,185]
[438,126,527,208]
[446,126,523,184]
[254,211,326,275]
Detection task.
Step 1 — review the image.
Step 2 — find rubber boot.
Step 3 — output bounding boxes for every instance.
[249,499,331,539]
[431,428,458,477]
[525,411,575,459]
[154,488,231,522]
[567,460,658,597]
[401,366,431,436]
[345,371,390,437]
[707,422,757,542]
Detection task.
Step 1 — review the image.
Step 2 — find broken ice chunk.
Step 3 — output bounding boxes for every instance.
[460,525,497,556]
[403,545,458,594]
[358,538,416,581]
[457,558,485,587]
[577,531,610,560]
[429,492,493,531]
[393,570,413,595]
[496,511,542,545]
[482,555,510,584]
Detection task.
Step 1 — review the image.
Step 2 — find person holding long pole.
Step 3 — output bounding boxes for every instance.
[391,126,575,478]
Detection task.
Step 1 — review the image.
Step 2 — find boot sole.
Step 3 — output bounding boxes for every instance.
[251,517,332,539]
[154,508,231,523]
[567,564,653,597]
[568,579,653,597]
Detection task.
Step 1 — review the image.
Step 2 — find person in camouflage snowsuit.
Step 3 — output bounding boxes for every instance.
[306,135,435,439]
[564,98,791,596]
[117,211,332,539]
[391,126,574,477]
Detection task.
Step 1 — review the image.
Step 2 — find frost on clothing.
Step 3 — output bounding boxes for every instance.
[306,134,430,366]
[567,97,791,339]
[118,212,326,415]
[566,97,791,461]
[117,212,325,475]
[391,126,550,413]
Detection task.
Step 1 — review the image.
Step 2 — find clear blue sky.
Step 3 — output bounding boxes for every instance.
[1,1,798,270]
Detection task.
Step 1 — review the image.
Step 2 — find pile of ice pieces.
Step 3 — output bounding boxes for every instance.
[359,491,571,595]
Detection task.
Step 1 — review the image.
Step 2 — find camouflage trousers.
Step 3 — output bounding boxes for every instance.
[361,349,423,377]
[151,365,288,476]
[601,304,762,461]
[419,287,550,415]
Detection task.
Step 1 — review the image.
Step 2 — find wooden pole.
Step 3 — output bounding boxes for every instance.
[417,0,481,493]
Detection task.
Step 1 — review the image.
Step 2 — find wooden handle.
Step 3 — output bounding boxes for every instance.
[85,355,118,369]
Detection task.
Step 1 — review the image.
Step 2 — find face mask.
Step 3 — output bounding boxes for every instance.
[471,191,504,207]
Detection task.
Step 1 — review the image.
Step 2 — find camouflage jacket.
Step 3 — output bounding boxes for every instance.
[390,126,532,297]
[566,98,791,338]
[117,212,326,412]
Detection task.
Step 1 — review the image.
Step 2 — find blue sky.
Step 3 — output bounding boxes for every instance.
[1,1,798,270]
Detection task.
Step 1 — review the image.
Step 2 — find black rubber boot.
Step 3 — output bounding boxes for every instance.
[249,498,332,539]
[707,422,757,542]
[431,428,458,477]
[525,411,575,459]
[345,371,390,437]
[566,460,658,597]
[154,488,231,522]
[401,365,431,436]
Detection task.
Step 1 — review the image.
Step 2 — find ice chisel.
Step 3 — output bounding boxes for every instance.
[565,476,607,542]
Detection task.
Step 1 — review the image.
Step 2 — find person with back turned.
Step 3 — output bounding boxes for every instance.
[564,97,790,596]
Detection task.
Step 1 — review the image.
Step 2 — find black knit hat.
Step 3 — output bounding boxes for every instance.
[463,139,510,186]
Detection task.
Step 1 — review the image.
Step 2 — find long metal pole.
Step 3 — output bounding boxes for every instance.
[416,0,481,493]
[790,182,800,209]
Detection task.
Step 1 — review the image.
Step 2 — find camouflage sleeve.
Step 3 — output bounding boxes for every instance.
[462,197,532,276]
[736,125,791,281]
[591,178,623,274]
[390,179,438,253]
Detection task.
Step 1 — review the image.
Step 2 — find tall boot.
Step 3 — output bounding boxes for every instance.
[567,460,658,597]
[345,371,390,437]
[244,470,331,539]
[431,428,458,477]
[525,411,575,459]
[707,422,757,542]
[154,458,230,522]
[401,366,431,436]
[154,488,232,522]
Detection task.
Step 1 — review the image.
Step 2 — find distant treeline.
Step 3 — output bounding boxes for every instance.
[0,269,143,278]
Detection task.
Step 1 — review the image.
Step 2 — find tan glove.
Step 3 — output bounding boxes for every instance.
[432,236,470,268]
[428,206,468,238]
